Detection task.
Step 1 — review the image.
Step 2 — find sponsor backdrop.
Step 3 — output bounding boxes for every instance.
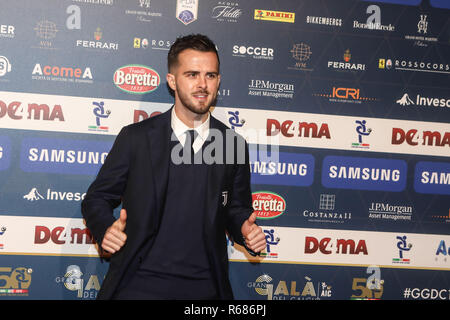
[0,0,449,300]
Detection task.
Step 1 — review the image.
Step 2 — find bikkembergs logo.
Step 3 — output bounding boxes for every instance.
[113,65,160,94]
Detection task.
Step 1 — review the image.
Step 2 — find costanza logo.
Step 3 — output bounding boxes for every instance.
[303,194,352,224]
[252,192,286,219]
[327,49,366,72]
[306,15,342,27]
[0,100,64,121]
[322,155,407,192]
[396,93,450,108]
[304,236,368,255]
[75,27,118,51]
[266,119,331,140]
[249,151,314,187]
[392,128,450,147]
[20,137,113,175]
[114,65,160,94]
[254,9,295,23]
[0,24,15,38]
[313,87,377,103]
[32,63,93,84]
[232,45,274,60]
[248,79,294,99]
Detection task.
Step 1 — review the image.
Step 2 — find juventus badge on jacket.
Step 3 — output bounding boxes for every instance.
[222,191,228,207]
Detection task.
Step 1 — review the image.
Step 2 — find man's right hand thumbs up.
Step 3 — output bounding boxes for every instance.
[101,208,127,254]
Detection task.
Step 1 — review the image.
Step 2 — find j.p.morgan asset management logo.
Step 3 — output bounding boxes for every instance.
[113,64,160,94]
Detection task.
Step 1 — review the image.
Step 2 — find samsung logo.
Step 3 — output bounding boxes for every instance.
[250,151,314,186]
[322,156,407,191]
[20,137,112,175]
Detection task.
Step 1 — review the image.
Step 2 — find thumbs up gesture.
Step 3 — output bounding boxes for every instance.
[101,208,127,254]
[241,212,266,254]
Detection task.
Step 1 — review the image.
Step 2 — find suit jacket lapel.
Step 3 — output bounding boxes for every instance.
[146,108,172,227]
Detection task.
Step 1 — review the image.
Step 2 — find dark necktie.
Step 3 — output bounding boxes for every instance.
[184,129,198,159]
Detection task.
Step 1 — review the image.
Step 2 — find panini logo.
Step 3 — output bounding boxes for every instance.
[254,9,295,23]
[252,192,286,219]
[114,65,160,94]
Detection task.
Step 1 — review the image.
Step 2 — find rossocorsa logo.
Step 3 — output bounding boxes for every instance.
[20,137,113,175]
[113,64,160,94]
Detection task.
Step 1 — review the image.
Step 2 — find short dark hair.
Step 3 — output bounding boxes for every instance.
[167,34,220,73]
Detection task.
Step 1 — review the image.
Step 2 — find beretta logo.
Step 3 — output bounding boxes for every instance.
[252,191,286,219]
[113,64,160,94]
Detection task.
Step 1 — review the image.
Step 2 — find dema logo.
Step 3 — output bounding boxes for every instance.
[20,137,113,175]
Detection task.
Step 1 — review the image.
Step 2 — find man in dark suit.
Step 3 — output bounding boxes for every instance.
[81,34,266,300]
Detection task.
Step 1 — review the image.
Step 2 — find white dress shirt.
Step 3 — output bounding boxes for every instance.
[171,107,210,154]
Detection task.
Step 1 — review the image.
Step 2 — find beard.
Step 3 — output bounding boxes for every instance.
[176,88,217,115]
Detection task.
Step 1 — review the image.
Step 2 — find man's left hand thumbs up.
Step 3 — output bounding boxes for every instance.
[241,212,266,254]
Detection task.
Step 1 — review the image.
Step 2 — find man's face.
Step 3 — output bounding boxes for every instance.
[167,49,221,117]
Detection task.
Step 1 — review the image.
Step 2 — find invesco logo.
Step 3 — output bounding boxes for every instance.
[113,64,160,94]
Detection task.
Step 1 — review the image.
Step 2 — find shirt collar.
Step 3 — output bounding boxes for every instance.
[171,107,210,147]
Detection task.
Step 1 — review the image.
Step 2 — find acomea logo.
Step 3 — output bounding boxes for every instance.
[113,64,160,94]
[252,191,286,219]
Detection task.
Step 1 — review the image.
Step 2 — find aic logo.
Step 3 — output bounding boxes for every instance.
[114,65,160,94]
[304,236,368,255]
[393,235,412,264]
